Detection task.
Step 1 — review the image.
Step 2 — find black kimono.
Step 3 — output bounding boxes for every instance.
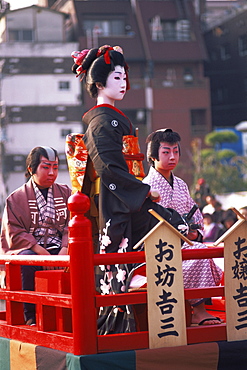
[83,104,185,334]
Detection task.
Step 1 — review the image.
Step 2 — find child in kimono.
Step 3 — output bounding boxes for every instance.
[71,45,188,334]
[143,129,223,325]
[0,146,71,325]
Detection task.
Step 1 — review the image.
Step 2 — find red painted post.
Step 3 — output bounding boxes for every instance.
[5,262,24,325]
[68,191,98,355]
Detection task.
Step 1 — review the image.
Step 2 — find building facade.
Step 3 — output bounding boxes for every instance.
[49,0,212,184]
[0,5,82,213]
[203,3,247,129]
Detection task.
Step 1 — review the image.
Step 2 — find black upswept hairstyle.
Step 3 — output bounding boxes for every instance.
[72,45,130,98]
[25,146,59,178]
[146,129,181,166]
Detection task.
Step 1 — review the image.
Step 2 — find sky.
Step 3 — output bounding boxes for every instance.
[7,0,38,10]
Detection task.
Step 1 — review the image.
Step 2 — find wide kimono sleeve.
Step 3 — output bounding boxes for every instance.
[83,112,150,213]
[0,192,38,254]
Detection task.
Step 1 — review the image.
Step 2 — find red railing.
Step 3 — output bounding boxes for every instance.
[0,191,226,355]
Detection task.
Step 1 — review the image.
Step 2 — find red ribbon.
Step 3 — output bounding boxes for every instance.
[100,47,114,64]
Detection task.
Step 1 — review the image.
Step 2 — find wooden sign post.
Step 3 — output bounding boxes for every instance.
[142,210,190,349]
[215,217,247,341]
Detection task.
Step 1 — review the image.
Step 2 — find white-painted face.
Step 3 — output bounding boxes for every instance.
[97,65,126,105]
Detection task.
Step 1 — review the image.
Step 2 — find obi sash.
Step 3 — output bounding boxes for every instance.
[65,133,145,194]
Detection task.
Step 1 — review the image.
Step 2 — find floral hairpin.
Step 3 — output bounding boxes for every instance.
[71,49,89,77]
[113,46,123,54]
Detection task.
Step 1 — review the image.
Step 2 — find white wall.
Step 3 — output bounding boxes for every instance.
[5,7,66,42]
[6,8,36,30]
[2,74,81,106]
[0,42,79,57]
[0,8,81,200]
[6,122,82,154]
[36,11,65,42]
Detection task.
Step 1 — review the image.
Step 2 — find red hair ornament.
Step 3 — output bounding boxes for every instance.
[71,49,89,77]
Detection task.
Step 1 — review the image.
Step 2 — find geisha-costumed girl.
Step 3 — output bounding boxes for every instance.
[71,45,188,334]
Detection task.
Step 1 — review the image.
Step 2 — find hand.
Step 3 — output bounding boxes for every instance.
[43,247,68,270]
[187,230,198,241]
[58,247,68,256]
[177,222,189,235]
[31,244,50,255]
[149,190,160,203]
[31,244,61,270]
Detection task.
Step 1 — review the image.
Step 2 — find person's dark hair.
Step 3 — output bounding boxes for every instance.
[71,45,129,98]
[222,209,238,225]
[25,146,59,178]
[203,213,214,221]
[146,129,181,165]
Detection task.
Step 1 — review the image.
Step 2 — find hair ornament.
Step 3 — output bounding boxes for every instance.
[97,44,111,55]
[96,45,124,65]
[71,49,89,77]
[75,65,87,77]
[96,45,113,64]
[113,46,124,54]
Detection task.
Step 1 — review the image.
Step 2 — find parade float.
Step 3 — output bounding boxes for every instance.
[0,134,246,369]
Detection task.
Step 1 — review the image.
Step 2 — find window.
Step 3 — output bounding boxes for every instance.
[61,129,72,138]
[5,154,26,173]
[239,34,247,56]
[83,19,125,37]
[210,50,218,61]
[162,21,176,41]
[244,77,247,94]
[56,116,67,122]
[11,107,22,112]
[150,16,191,42]
[212,88,229,104]
[244,78,247,103]
[12,117,22,123]
[183,68,193,85]
[176,20,191,41]
[150,15,164,41]
[9,65,19,74]
[190,109,207,136]
[9,58,19,63]
[162,68,176,87]
[59,81,70,91]
[8,29,34,42]
[53,58,64,63]
[56,106,66,112]
[220,44,231,60]
[54,68,65,74]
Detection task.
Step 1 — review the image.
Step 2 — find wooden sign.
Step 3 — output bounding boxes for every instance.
[144,218,187,349]
[222,218,247,341]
